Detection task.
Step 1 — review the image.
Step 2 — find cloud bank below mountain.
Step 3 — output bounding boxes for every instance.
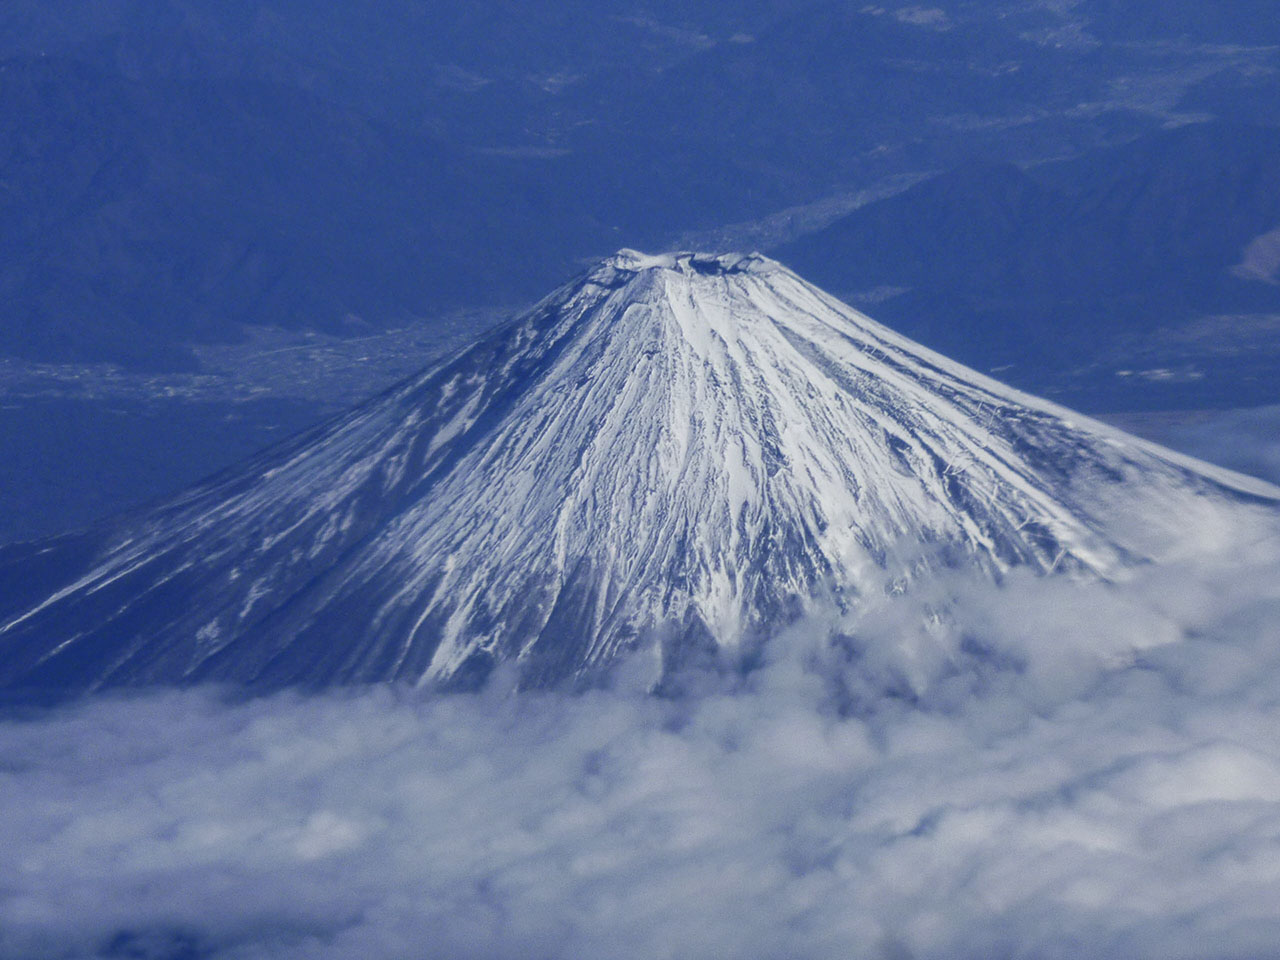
[2,534,1280,960]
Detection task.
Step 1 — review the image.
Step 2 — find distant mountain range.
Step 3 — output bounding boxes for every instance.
[0,54,609,368]
[2,253,1275,696]
[2,0,1276,379]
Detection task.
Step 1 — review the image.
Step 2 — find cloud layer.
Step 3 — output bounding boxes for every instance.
[3,535,1280,960]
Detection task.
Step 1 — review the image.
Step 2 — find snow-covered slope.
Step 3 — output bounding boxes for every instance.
[2,250,1277,692]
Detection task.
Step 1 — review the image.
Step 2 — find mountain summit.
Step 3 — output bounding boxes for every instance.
[2,251,1277,693]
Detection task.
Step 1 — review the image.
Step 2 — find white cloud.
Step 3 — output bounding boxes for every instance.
[894,7,952,30]
[861,5,953,30]
[3,537,1280,959]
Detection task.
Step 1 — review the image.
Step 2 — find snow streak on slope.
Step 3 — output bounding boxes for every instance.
[0,251,1277,692]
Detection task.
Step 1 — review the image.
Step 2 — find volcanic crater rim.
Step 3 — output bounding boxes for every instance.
[603,248,778,278]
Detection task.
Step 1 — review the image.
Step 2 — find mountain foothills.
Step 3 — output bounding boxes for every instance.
[776,122,1280,409]
[1,253,1276,695]
[0,54,606,369]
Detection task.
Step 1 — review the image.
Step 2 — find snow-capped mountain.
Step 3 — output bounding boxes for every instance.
[2,250,1277,693]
